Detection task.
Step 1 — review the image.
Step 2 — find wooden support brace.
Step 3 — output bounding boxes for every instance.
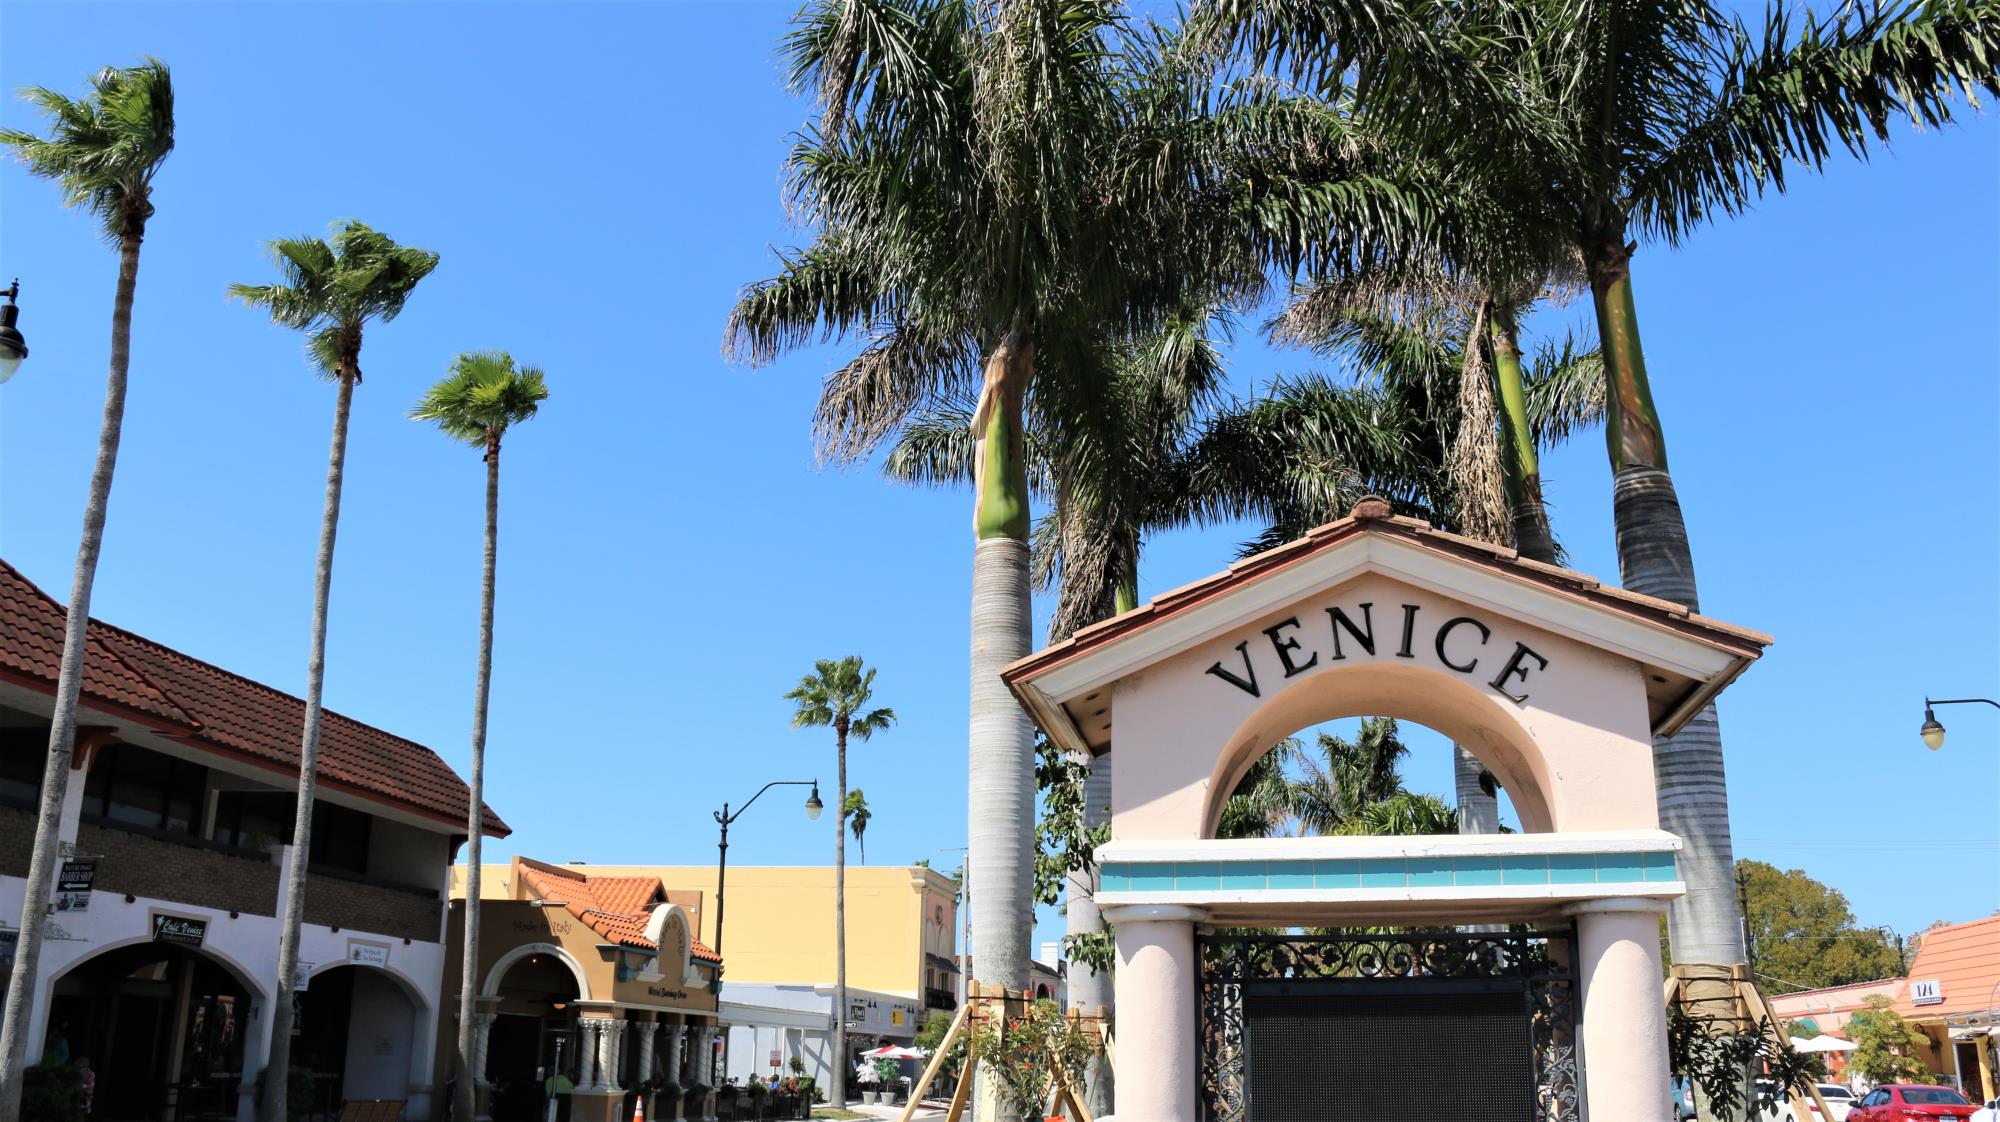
[898,1002,973,1122]
[943,1041,977,1122]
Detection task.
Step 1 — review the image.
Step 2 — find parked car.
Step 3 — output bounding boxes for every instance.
[1810,1083,1860,1121]
[1848,1084,1978,1120]
[1753,1081,1861,1121]
[1968,1098,1999,1122]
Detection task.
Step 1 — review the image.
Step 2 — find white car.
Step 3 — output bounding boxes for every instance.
[1753,1082,1858,1121]
[1969,1097,1999,1122]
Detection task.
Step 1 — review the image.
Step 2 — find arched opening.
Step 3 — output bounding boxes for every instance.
[294,962,427,1111]
[484,949,582,1122]
[48,940,255,1122]
[1199,662,1558,838]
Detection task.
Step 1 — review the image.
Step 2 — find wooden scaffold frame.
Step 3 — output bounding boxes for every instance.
[896,983,1112,1122]
[1665,963,1839,1121]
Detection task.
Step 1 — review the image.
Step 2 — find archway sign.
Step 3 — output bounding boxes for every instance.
[1004,499,1769,1122]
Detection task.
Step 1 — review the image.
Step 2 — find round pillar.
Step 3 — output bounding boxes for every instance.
[1103,904,1203,1122]
[1567,899,1673,1122]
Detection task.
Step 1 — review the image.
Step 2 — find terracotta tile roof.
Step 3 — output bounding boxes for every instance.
[516,861,721,961]
[0,558,507,837]
[1009,496,1771,683]
[0,562,195,729]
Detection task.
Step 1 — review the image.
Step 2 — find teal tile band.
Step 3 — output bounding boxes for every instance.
[1097,851,1678,892]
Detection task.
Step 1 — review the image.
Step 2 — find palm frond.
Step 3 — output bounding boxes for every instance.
[0,57,174,240]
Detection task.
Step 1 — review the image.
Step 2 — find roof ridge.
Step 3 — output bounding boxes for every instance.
[0,559,200,728]
[91,616,440,753]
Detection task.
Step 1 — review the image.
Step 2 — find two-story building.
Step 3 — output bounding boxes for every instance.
[0,559,505,1121]
[465,863,959,1094]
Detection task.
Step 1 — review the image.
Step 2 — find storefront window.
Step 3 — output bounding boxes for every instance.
[0,728,44,808]
[82,743,207,836]
[212,790,293,850]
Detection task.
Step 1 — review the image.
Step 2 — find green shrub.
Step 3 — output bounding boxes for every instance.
[288,1065,316,1122]
[23,1058,84,1122]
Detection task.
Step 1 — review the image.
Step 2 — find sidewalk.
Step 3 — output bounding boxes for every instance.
[842,1099,951,1121]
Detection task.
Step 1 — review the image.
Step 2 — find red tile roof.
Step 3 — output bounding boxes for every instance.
[517,861,721,961]
[0,559,507,837]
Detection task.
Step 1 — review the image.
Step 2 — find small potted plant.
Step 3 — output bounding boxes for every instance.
[874,1058,904,1106]
[744,1077,769,1121]
[685,1082,711,1122]
[794,1076,817,1119]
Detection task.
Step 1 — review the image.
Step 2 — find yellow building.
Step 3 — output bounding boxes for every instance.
[463,862,959,1091]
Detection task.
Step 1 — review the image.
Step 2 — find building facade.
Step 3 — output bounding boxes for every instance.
[472,863,959,1094]
[0,559,503,1121]
[440,857,726,1122]
[1769,915,2000,1101]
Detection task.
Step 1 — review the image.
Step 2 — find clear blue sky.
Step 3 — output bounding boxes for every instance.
[2,3,1994,959]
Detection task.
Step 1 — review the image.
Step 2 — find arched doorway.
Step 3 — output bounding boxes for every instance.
[49,941,253,1122]
[483,948,582,1122]
[294,963,426,1112]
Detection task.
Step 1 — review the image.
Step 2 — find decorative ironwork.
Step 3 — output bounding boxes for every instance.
[1197,929,1579,1122]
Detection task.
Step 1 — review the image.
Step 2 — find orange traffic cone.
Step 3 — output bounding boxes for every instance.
[634,1093,647,1122]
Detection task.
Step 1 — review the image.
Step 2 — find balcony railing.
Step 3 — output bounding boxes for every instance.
[924,987,957,1011]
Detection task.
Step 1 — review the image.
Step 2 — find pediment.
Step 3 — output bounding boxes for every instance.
[1004,501,1768,758]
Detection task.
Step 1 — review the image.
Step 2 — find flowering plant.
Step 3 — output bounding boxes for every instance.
[970,1001,1096,1120]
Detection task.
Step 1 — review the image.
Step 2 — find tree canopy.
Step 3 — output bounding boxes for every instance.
[1740,860,1904,992]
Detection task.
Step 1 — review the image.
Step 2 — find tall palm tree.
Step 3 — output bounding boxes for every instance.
[844,789,872,863]
[1203,0,2000,982]
[410,351,547,1122]
[230,221,438,1121]
[786,657,896,1108]
[0,58,174,1121]
[729,6,1419,1053]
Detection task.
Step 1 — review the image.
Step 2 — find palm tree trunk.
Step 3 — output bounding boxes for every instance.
[1489,306,1556,565]
[260,364,358,1122]
[452,442,501,1122]
[1452,746,1499,834]
[1591,240,1746,1120]
[834,724,849,1108]
[1449,302,1510,544]
[0,220,144,1122]
[969,327,1034,1122]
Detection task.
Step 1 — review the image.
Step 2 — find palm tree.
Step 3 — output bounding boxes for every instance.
[230,221,438,1121]
[410,351,547,1122]
[729,5,1419,1049]
[0,58,174,1121]
[786,657,896,1108]
[1203,0,2000,997]
[844,789,872,863]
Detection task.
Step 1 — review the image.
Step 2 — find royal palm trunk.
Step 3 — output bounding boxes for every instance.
[1489,307,1556,565]
[834,721,849,1107]
[969,330,1035,1122]
[1590,242,1746,1122]
[1452,746,1499,834]
[453,438,501,1122]
[0,214,145,1122]
[262,358,359,1122]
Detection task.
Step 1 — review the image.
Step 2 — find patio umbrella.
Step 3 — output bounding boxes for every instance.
[860,1045,926,1060]
[1793,1035,1859,1053]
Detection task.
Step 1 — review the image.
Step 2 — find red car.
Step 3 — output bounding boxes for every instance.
[1849,1085,1979,1120]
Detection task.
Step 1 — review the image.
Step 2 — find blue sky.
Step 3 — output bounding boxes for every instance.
[1,2,1994,960]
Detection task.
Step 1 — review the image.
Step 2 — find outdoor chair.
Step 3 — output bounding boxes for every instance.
[335,1100,405,1122]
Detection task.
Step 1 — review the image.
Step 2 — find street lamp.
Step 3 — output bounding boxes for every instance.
[710,778,820,1084]
[0,281,28,384]
[1919,697,2000,750]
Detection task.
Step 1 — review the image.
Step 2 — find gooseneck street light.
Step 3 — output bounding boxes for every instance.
[1920,697,2000,750]
[710,778,820,1083]
[0,281,29,384]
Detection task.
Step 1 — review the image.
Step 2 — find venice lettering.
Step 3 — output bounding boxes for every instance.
[1204,601,1549,704]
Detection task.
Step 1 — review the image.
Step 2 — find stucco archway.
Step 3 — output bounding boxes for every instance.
[482,940,589,1000]
[1200,660,1558,837]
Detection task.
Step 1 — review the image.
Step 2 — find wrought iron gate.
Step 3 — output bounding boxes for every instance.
[1197,929,1580,1122]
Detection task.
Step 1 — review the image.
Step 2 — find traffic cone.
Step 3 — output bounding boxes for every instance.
[633,1093,647,1122]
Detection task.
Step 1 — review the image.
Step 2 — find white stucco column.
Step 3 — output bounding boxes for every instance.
[577,1019,602,1090]
[1567,899,1673,1122]
[609,1019,631,1092]
[664,1022,685,1083]
[472,1011,497,1088]
[636,1021,658,1091]
[1103,904,1204,1122]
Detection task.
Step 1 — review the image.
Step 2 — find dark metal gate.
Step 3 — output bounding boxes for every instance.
[1197,929,1580,1122]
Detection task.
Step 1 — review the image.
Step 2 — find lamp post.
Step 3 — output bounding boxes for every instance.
[0,281,29,384]
[1919,697,2000,750]
[712,779,822,1081]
